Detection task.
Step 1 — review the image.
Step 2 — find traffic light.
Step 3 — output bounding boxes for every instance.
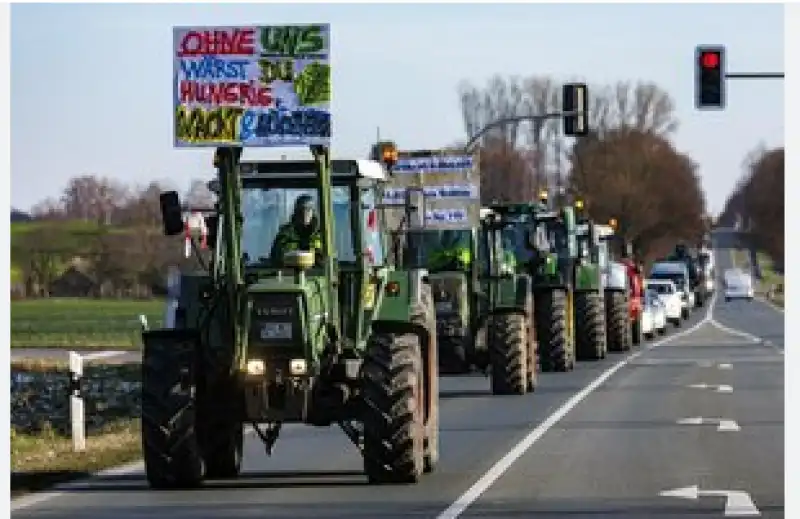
[562,83,588,136]
[695,45,726,109]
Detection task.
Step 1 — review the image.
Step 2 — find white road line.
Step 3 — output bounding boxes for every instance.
[435,293,717,518]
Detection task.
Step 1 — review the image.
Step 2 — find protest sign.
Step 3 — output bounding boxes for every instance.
[173,24,330,148]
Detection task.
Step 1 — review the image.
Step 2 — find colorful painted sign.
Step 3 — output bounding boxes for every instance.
[173,24,331,148]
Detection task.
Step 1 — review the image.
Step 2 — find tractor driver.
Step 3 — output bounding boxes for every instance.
[428,230,472,271]
[269,194,323,266]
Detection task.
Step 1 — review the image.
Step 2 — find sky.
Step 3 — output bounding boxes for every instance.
[10,2,784,216]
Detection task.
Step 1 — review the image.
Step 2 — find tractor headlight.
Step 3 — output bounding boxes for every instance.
[246,359,265,375]
[289,358,308,376]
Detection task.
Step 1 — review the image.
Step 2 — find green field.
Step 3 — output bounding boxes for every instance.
[11,298,166,349]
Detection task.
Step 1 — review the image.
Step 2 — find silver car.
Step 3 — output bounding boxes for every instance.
[724,269,754,301]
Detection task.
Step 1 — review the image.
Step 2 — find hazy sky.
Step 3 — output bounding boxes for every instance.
[11,3,784,215]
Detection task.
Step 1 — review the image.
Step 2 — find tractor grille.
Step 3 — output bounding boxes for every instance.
[431,276,464,316]
[248,292,304,355]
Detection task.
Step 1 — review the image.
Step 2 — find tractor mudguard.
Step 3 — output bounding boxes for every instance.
[374,270,414,324]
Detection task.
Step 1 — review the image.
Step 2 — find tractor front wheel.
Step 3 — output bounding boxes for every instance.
[489,313,528,395]
[361,331,425,484]
[575,291,607,361]
[141,332,204,489]
[535,289,572,372]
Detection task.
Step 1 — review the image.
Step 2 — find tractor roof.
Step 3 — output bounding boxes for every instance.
[239,159,388,181]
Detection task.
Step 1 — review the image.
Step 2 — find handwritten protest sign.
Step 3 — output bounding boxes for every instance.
[173,24,330,148]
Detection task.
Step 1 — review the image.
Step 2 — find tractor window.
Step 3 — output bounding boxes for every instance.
[361,187,385,266]
[241,186,355,266]
[412,229,472,270]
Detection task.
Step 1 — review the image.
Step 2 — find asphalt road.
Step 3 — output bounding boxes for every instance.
[12,241,784,518]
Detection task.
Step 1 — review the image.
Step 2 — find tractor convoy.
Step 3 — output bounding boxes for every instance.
[141,140,710,489]
[147,25,705,487]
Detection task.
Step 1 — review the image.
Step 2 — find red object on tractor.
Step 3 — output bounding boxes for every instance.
[620,258,644,321]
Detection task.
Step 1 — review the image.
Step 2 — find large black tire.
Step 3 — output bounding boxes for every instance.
[535,289,572,372]
[489,313,528,395]
[437,335,469,375]
[605,291,631,352]
[631,316,643,346]
[411,287,439,474]
[575,291,607,361]
[197,370,243,480]
[361,331,425,484]
[141,332,204,489]
[695,291,706,308]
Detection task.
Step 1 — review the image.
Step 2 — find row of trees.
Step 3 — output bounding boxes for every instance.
[12,177,215,298]
[718,146,784,269]
[457,75,708,264]
[14,75,724,296]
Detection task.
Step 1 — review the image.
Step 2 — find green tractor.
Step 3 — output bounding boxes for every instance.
[141,143,441,488]
[377,148,482,376]
[488,195,578,373]
[406,226,481,375]
[573,202,608,361]
[477,207,538,394]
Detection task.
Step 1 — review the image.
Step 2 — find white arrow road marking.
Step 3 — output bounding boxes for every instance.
[660,485,760,516]
[676,417,741,432]
[687,383,733,393]
[718,363,733,370]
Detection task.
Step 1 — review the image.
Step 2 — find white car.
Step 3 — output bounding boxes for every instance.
[724,269,754,301]
[646,279,683,327]
[649,261,693,319]
[642,290,667,338]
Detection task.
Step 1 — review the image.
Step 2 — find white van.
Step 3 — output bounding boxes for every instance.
[649,261,693,319]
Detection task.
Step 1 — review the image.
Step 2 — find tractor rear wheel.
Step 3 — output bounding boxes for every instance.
[535,289,571,372]
[605,291,631,352]
[489,313,528,395]
[575,291,607,361]
[141,332,204,489]
[361,331,425,484]
[411,286,439,474]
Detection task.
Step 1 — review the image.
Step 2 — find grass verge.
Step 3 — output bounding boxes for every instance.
[11,419,142,498]
[11,298,164,349]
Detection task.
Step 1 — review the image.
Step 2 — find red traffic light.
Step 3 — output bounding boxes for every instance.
[701,51,720,69]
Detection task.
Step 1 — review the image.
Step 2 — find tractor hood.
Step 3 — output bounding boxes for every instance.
[246,272,328,363]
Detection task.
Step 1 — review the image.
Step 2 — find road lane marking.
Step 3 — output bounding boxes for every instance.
[687,383,733,393]
[660,485,760,516]
[676,416,741,432]
[435,294,717,518]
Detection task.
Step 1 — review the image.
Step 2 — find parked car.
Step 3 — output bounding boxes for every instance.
[724,268,754,301]
[649,261,693,319]
[643,289,667,337]
[646,279,683,327]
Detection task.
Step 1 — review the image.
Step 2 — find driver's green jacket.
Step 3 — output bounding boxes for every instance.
[501,250,517,272]
[428,247,472,271]
[270,223,322,265]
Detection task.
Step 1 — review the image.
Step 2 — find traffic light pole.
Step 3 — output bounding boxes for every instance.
[725,72,784,79]
[463,110,585,153]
